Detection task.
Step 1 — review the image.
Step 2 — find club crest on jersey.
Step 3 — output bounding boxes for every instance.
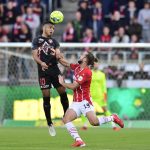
[78,76,83,81]
[38,38,44,43]
[41,42,51,55]
[49,39,53,43]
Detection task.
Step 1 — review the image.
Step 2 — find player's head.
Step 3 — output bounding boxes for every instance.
[78,51,97,68]
[42,21,55,37]
[93,58,99,70]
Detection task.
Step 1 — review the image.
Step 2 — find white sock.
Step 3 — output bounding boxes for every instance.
[65,122,82,141]
[111,122,116,128]
[98,116,114,125]
[83,121,88,127]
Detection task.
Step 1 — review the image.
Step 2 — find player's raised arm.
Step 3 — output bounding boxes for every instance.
[55,48,70,67]
[32,49,48,70]
[58,75,79,90]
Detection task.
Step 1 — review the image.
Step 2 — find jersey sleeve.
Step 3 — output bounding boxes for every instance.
[70,63,79,70]
[31,37,39,50]
[53,39,60,49]
[75,70,91,85]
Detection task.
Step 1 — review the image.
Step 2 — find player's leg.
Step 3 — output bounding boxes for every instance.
[80,115,88,130]
[51,75,69,114]
[63,103,85,147]
[42,89,56,136]
[86,111,124,128]
[41,89,52,125]
[81,100,124,128]
[39,77,56,136]
[56,86,69,114]
[102,106,120,131]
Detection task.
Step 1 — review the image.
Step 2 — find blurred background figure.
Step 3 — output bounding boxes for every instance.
[138,2,150,42]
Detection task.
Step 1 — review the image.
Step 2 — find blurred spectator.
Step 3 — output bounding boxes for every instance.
[125,0,138,25]
[101,0,114,17]
[127,17,142,39]
[1,25,12,42]
[113,0,127,18]
[134,63,149,79]
[105,53,125,87]
[2,1,17,27]
[110,11,126,35]
[91,1,104,39]
[100,26,111,42]
[129,34,139,60]
[72,11,84,42]
[16,23,32,42]
[82,28,97,51]
[130,49,138,60]
[135,0,145,11]
[22,6,40,39]
[82,28,97,43]
[138,2,150,42]
[62,22,77,42]
[78,1,92,28]
[130,34,139,43]
[28,0,44,22]
[111,27,129,43]
[12,15,23,41]
[0,0,4,25]
[28,0,42,15]
[0,26,8,42]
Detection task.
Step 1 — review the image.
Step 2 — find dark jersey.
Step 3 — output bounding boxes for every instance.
[32,36,61,76]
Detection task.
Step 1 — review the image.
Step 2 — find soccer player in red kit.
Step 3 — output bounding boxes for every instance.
[58,52,124,147]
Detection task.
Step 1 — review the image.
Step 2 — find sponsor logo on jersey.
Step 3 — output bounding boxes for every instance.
[40,84,49,89]
[39,38,44,43]
[49,39,53,43]
[38,41,55,55]
[78,76,83,81]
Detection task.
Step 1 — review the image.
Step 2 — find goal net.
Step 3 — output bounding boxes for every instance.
[0,43,150,128]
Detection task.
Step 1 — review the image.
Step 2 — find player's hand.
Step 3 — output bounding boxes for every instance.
[51,48,56,56]
[41,62,48,71]
[58,75,64,84]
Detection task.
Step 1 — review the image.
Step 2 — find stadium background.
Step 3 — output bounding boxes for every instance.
[0,0,150,129]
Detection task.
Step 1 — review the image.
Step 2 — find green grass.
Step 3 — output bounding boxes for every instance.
[0,127,150,150]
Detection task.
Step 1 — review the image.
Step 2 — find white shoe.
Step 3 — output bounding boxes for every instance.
[48,124,56,136]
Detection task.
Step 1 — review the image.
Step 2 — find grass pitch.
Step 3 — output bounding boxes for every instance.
[0,127,150,150]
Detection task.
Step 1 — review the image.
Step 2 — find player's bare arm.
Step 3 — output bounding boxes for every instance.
[59,56,70,67]
[50,47,70,67]
[32,49,48,70]
[58,75,79,90]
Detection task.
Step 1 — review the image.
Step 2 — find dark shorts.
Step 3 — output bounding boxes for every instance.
[38,74,62,90]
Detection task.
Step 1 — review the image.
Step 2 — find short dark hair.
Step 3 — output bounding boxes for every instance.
[42,20,54,26]
[86,52,98,68]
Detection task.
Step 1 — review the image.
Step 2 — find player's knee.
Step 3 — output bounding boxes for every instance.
[42,90,50,97]
[57,86,66,94]
[62,116,69,124]
[43,97,50,106]
[89,119,99,126]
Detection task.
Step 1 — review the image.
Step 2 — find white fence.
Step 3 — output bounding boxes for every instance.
[0,42,150,87]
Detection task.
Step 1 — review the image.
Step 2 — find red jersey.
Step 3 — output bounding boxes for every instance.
[70,63,93,105]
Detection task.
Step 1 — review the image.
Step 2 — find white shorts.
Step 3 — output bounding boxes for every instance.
[69,100,94,117]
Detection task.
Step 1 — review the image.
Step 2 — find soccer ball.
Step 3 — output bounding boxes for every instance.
[50,10,64,24]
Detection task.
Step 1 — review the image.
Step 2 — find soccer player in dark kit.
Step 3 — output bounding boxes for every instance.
[32,21,69,136]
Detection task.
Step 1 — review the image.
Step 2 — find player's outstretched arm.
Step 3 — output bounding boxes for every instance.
[52,48,70,67]
[56,51,70,68]
[32,50,48,70]
[58,75,79,90]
